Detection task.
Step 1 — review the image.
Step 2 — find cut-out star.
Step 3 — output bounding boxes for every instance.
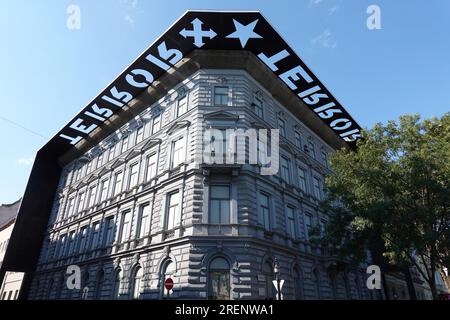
[226,19,262,48]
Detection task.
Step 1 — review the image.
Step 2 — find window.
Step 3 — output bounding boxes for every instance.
[104,216,116,246]
[263,261,275,299]
[99,179,109,203]
[78,227,88,253]
[57,234,67,258]
[97,153,104,168]
[161,260,175,297]
[208,257,230,300]
[280,156,291,183]
[313,269,320,299]
[171,136,186,168]
[209,186,230,224]
[136,204,151,239]
[113,171,124,196]
[208,129,229,163]
[67,197,75,218]
[112,269,121,300]
[214,86,229,105]
[152,114,161,134]
[278,118,286,137]
[121,136,129,153]
[298,167,307,192]
[287,206,296,238]
[128,163,139,189]
[295,131,303,149]
[86,161,92,174]
[94,270,105,300]
[321,150,328,167]
[87,185,97,208]
[90,222,101,249]
[136,126,144,144]
[259,192,271,230]
[146,153,158,181]
[166,191,179,230]
[254,97,263,118]
[304,214,312,239]
[293,267,303,299]
[119,211,131,243]
[177,95,188,117]
[108,144,116,162]
[313,177,322,200]
[67,231,76,256]
[308,140,316,159]
[130,266,143,299]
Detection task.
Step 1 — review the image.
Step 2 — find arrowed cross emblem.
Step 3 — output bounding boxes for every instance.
[179,18,217,48]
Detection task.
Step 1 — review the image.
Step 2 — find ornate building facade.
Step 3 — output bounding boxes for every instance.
[27,66,374,300]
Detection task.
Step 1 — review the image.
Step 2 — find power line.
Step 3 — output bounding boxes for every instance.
[0,115,48,140]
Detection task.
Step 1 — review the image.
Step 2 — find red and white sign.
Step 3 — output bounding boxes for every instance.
[165,277,174,291]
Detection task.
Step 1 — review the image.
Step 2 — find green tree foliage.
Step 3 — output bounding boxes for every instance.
[322,113,450,299]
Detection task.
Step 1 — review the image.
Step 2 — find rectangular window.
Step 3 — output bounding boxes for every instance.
[280,156,291,183]
[308,140,316,159]
[128,163,139,188]
[259,192,271,230]
[57,234,67,258]
[152,114,161,134]
[88,185,97,208]
[304,214,313,239]
[97,153,104,168]
[86,161,92,174]
[113,171,123,196]
[171,136,186,168]
[136,126,144,144]
[287,206,296,238]
[254,97,264,118]
[99,179,109,203]
[166,191,179,230]
[90,222,100,249]
[146,153,158,181]
[278,118,286,137]
[209,185,231,224]
[121,136,129,153]
[177,95,188,117]
[295,131,303,149]
[298,167,307,192]
[214,86,229,105]
[119,211,131,243]
[321,151,328,167]
[104,216,116,246]
[67,197,75,218]
[108,145,116,162]
[76,192,86,213]
[137,204,151,239]
[78,227,88,253]
[313,177,322,200]
[67,231,76,256]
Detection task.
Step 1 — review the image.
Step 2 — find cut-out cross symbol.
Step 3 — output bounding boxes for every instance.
[179,18,217,48]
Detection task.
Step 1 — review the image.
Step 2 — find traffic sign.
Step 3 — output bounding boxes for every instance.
[165,277,174,291]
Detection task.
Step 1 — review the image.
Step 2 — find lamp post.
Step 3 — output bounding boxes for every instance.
[274,258,282,300]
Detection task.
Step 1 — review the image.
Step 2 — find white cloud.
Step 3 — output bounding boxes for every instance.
[124,15,135,28]
[17,157,34,166]
[328,5,339,15]
[311,29,337,49]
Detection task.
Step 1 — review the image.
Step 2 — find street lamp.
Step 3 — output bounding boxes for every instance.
[273,258,282,300]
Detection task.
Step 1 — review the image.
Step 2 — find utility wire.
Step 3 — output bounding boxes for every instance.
[0,115,48,140]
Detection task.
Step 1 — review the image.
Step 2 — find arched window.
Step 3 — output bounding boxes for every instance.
[208,257,230,300]
[112,269,122,300]
[293,266,303,300]
[161,260,176,298]
[263,260,275,300]
[328,270,338,299]
[94,270,105,300]
[312,268,321,299]
[130,266,143,300]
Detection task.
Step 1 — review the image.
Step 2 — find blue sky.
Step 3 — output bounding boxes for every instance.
[0,0,449,204]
